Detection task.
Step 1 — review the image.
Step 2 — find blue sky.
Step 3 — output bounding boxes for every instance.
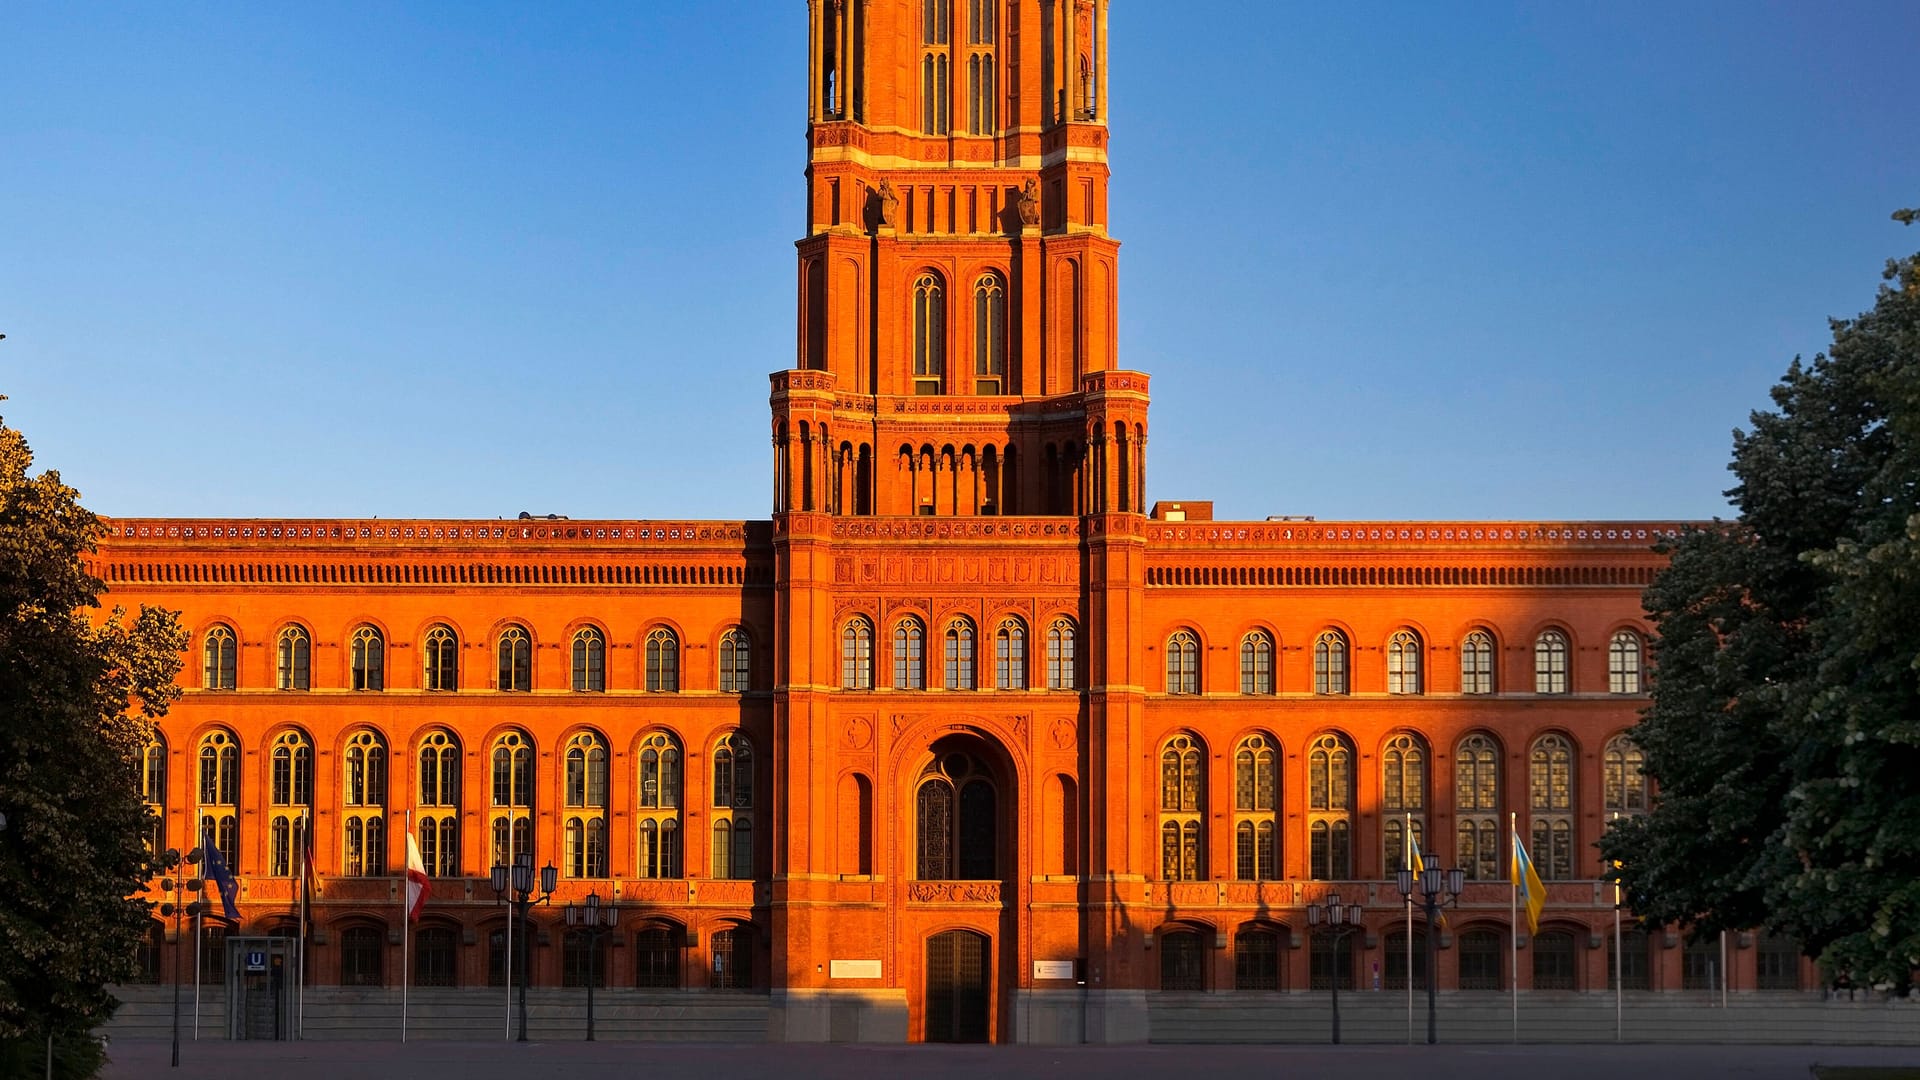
[3,3,1915,523]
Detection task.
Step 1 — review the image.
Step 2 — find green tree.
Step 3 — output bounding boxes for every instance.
[1604,215,1920,990]
[0,406,185,1067]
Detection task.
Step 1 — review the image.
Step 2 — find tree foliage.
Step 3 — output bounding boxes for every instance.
[1603,229,1920,990]
[0,409,185,1049]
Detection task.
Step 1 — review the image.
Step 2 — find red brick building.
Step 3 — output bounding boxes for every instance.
[100,1,1809,1043]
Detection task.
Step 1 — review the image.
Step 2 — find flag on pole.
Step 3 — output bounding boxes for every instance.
[201,826,242,922]
[404,831,431,922]
[1409,828,1446,930]
[301,817,322,900]
[1511,829,1545,935]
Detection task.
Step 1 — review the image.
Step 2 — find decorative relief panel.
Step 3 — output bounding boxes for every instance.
[908,881,1002,904]
[832,553,1077,587]
[619,879,692,905]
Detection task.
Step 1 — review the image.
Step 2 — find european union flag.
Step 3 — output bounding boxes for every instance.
[201,829,241,922]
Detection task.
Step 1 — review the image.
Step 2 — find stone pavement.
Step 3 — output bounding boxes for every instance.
[102,1040,1920,1080]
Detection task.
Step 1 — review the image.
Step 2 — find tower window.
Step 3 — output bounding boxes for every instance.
[972,273,1005,394]
[921,0,951,135]
[913,275,946,393]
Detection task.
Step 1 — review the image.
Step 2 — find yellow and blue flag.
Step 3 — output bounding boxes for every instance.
[1511,831,1545,934]
[1408,826,1447,929]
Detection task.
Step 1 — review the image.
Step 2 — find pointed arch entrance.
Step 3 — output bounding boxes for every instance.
[925,929,991,1043]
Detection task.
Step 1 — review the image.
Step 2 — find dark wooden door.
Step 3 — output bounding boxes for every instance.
[925,930,990,1042]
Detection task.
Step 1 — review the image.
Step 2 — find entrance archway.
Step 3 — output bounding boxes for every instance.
[925,929,990,1043]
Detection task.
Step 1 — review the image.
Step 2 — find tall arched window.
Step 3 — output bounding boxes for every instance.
[142,736,167,853]
[572,627,606,693]
[497,625,532,692]
[203,625,237,690]
[915,751,997,879]
[841,618,873,689]
[1234,928,1283,991]
[711,733,755,879]
[719,628,751,693]
[994,618,1026,690]
[1608,630,1644,694]
[1386,630,1422,694]
[1382,734,1427,874]
[1233,735,1278,880]
[269,729,313,876]
[1603,735,1647,816]
[350,626,384,691]
[564,730,610,878]
[636,732,682,879]
[1535,629,1570,694]
[912,275,946,394]
[423,624,458,692]
[920,1,951,134]
[1530,734,1575,880]
[965,0,996,134]
[1158,735,1204,881]
[1240,630,1274,695]
[276,625,311,691]
[1314,631,1349,695]
[893,618,926,690]
[1165,630,1199,695]
[417,730,460,878]
[972,273,1005,393]
[196,730,239,869]
[1308,734,1352,880]
[943,619,975,690]
[1460,630,1495,694]
[490,731,534,869]
[1046,618,1078,690]
[1455,733,1501,879]
[645,628,679,692]
[343,730,387,877]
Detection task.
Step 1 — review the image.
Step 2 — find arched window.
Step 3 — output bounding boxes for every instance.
[1382,733,1427,874]
[943,619,975,690]
[423,624,458,692]
[416,927,458,988]
[1046,618,1078,690]
[1534,629,1570,694]
[350,626,384,692]
[1609,928,1651,991]
[912,275,946,393]
[994,618,1026,690]
[340,926,385,988]
[1158,735,1204,881]
[489,731,533,869]
[196,730,239,869]
[1385,929,1428,991]
[920,2,951,135]
[1314,631,1348,695]
[636,732,682,879]
[1608,630,1643,694]
[1160,929,1206,991]
[269,729,313,876]
[1534,930,1576,990]
[634,925,685,988]
[841,618,873,689]
[417,730,460,878]
[1308,734,1352,880]
[893,618,926,690]
[564,730,610,879]
[1234,929,1283,990]
[1460,630,1494,694]
[343,730,388,877]
[1459,929,1504,990]
[202,625,237,690]
[645,628,679,692]
[1455,733,1501,880]
[711,733,755,879]
[276,625,311,691]
[1233,735,1278,880]
[497,625,532,692]
[1603,734,1647,815]
[965,0,996,133]
[972,273,1005,393]
[1529,734,1575,880]
[1165,630,1199,695]
[719,628,751,693]
[711,926,754,990]
[1240,630,1274,695]
[1386,630,1422,694]
[572,627,606,693]
[142,737,167,853]
[915,751,998,879]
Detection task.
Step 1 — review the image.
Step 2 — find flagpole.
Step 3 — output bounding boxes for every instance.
[1405,812,1414,1045]
[504,817,513,1042]
[297,811,307,1041]
[402,810,411,1044]
[192,905,202,1041]
[1611,812,1622,1043]
[1510,812,1518,1044]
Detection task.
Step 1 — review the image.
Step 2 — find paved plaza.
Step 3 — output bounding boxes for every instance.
[103,1040,1920,1080]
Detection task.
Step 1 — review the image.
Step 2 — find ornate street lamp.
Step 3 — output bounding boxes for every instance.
[1396,864,1467,1045]
[156,848,208,1069]
[490,851,557,1043]
[563,891,619,1041]
[1306,893,1366,1044]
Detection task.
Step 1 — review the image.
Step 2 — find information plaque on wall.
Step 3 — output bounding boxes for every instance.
[829,959,883,979]
[1032,960,1076,980]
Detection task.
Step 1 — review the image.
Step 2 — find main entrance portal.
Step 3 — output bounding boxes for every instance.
[925,930,990,1043]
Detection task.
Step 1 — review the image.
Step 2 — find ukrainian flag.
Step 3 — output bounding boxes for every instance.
[1408,829,1447,929]
[1511,831,1545,935]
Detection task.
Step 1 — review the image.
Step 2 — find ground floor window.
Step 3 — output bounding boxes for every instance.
[1160,930,1206,991]
[133,922,164,984]
[1533,930,1576,990]
[199,926,227,984]
[1756,934,1801,991]
[1458,929,1503,991]
[1384,929,1427,991]
[415,927,457,988]
[1309,934,1353,991]
[1233,929,1281,990]
[340,926,384,987]
[635,927,684,988]
[711,927,753,990]
[562,930,607,988]
[1609,928,1651,991]
[488,927,510,988]
[1682,937,1721,991]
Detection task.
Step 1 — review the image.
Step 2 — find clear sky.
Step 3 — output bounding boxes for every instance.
[3,3,1916,524]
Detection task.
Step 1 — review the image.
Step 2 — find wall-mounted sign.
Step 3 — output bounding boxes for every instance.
[829,959,882,980]
[1032,960,1076,980]
[245,950,267,972]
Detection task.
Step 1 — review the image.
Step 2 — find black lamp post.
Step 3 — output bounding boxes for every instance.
[563,891,619,1041]
[490,851,556,1043]
[156,848,208,1069]
[1395,864,1466,1045]
[1306,893,1366,1044]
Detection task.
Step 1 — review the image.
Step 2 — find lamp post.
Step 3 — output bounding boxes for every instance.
[490,851,556,1043]
[1395,864,1466,1045]
[563,891,619,1041]
[156,848,207,1068]
[1306,893,1366,1044]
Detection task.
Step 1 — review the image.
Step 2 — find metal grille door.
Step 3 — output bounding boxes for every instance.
[925,931,990,1042]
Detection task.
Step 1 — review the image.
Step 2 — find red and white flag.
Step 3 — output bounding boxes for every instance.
[404,832,431,923]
